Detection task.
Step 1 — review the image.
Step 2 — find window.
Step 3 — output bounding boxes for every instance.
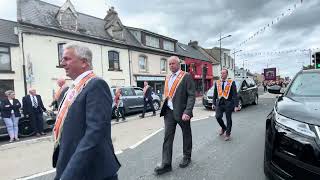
[57,43,66,67]
[139,55,147,71]
[121,88,135,96]
[134,88,144,96]
[0,80,14,99]
[0,47,11,71]
[163,40,174,51]
[160,58,167,72]
[108,51,120,71]
[288,73,320,97]
[146,35,159,48]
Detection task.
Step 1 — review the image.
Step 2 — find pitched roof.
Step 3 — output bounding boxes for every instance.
[17,0,112,40]
[176,42,210,62]
[0,19,19,45]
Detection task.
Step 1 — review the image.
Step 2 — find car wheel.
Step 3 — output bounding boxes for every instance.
[238,99,243,111]
[252,95,258,105]
[18,119,35,137]
[153,100,160,111]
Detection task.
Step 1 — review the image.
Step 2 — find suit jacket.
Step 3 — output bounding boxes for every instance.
[22,95,47,115]
[212,80,239,110]
[0,98,21,118]
[160,72,196,121]
[143,86,153,102]
[53,78,121,180]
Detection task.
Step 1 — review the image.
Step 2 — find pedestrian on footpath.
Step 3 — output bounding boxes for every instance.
[52,43,120,180]
[154,56,196,175]
[212,68,240,141]
[140,81,156,118]
[22,88,47,137]
[114,88,126,122]
[0,90,21,142]
[49,77,69,110]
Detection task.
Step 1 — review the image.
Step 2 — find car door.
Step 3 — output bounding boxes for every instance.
[240,80,250,105]
[120,87,136,112]
[133,87,145,110]
[246,78,256,103]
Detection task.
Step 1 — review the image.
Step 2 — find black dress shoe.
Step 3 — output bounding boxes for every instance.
[154,164,172,175]
[179,157,191,168]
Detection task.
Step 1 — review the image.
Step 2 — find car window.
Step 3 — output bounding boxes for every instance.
[246,79,255,88]
[121,88,135,96]
[287,72,320,97]
[241,81,248,89]
[134,88,144,96]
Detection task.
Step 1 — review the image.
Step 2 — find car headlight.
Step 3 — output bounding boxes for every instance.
[275,109,316,138]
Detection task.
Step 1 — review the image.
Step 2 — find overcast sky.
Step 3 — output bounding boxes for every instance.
[1,0,319,78]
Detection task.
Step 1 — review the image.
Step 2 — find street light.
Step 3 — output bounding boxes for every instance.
[218,34,232,71]
[232,49,242,76]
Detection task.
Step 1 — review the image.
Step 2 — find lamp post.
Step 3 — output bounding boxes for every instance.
[218,33,232,71]
[232,49,242,77]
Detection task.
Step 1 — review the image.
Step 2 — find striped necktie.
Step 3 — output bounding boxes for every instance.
[32,96,38,108]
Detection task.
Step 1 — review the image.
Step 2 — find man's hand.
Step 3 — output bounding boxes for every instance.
[182,113,191,121]
[234,106,240,112]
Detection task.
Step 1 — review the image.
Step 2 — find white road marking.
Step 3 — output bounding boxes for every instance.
[129,128,164,149]
[16,169,56,180]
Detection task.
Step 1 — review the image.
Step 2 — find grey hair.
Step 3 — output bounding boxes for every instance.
[5,90,15,96]
[64,43,93,69]
[168,56,181,64]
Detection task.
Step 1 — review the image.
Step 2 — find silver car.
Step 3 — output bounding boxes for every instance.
[111,86,161,115]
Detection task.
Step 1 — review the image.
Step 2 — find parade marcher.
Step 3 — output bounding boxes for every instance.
[212,68,240,141]
[52,43,120,180]
[263,81,268,92]
[22,88,47,137]
[114,88,125,122]
[140,81,156,118]
[154,56,196,175]
[0,90,21,142]
[49,78,69,110]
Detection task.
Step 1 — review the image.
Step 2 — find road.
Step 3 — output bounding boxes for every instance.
[25,93,275,180]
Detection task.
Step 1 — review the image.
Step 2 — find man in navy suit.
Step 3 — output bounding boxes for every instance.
[53,43,120,180]
[22,89,47,136]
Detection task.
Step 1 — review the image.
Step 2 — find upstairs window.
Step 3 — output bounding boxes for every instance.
[0,47,11,71]
[160,58,167,72]
[57,43,66,67]
[146,35,159,48]
[108,51,120,71]
[163,40,174,51]
[139,55,148,72]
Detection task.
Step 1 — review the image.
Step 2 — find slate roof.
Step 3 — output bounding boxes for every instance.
[176,42,210,62]
[0,19,19,45]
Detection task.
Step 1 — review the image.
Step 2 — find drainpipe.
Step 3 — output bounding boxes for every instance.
[20,32,27,96]
[128,48,132,86]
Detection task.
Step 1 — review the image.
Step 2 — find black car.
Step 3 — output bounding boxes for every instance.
[264,69,320,180]
[203,77,259,110]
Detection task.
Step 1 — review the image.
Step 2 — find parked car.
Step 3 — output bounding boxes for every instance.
[203,77,259,110]
[0,110,56,138]
[110,86,161,116]
[268,84,282,94]
[264,69,320,180]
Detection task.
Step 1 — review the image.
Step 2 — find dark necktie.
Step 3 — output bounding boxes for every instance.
[222,81,225,91]
[32,96,38,108]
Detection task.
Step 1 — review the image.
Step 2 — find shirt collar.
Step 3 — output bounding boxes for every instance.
[172,70,181,77]
[73,70,93,86]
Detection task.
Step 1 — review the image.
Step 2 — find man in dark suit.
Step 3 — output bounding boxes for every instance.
[53,43,120,180]
[154,56,196,175]
[22,88,47,136]
[140,81,156,118]
[212,68,240,141]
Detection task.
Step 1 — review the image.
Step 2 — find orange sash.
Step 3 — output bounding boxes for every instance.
[217,79,233,99]
[53,72,96,147]
[164,71,186,99]
[54,86,66,100]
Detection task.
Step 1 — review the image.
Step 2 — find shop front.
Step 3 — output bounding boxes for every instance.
[136,75,166,100]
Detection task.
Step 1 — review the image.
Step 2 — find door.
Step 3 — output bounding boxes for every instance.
[120,87,136,112]
[245,78,255,103]
[154,83,163,101]
[239,80,250,105]
[133,87,145,110]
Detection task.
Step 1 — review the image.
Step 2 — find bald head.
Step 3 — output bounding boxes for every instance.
[168,56,181,73]
[28,88,36,96]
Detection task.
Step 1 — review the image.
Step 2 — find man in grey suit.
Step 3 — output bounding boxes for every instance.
[53,43,120,180]
[154,56,196,175]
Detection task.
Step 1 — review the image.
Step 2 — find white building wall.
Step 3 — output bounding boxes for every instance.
[21,33,130,106]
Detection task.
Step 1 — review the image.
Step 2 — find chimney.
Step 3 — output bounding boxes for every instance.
[188,40,198,47]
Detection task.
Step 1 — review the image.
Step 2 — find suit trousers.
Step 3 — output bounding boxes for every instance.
[162,109,192,165]
[215,104,233,136]
[31,111,44,134]
[142,100,155,116]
